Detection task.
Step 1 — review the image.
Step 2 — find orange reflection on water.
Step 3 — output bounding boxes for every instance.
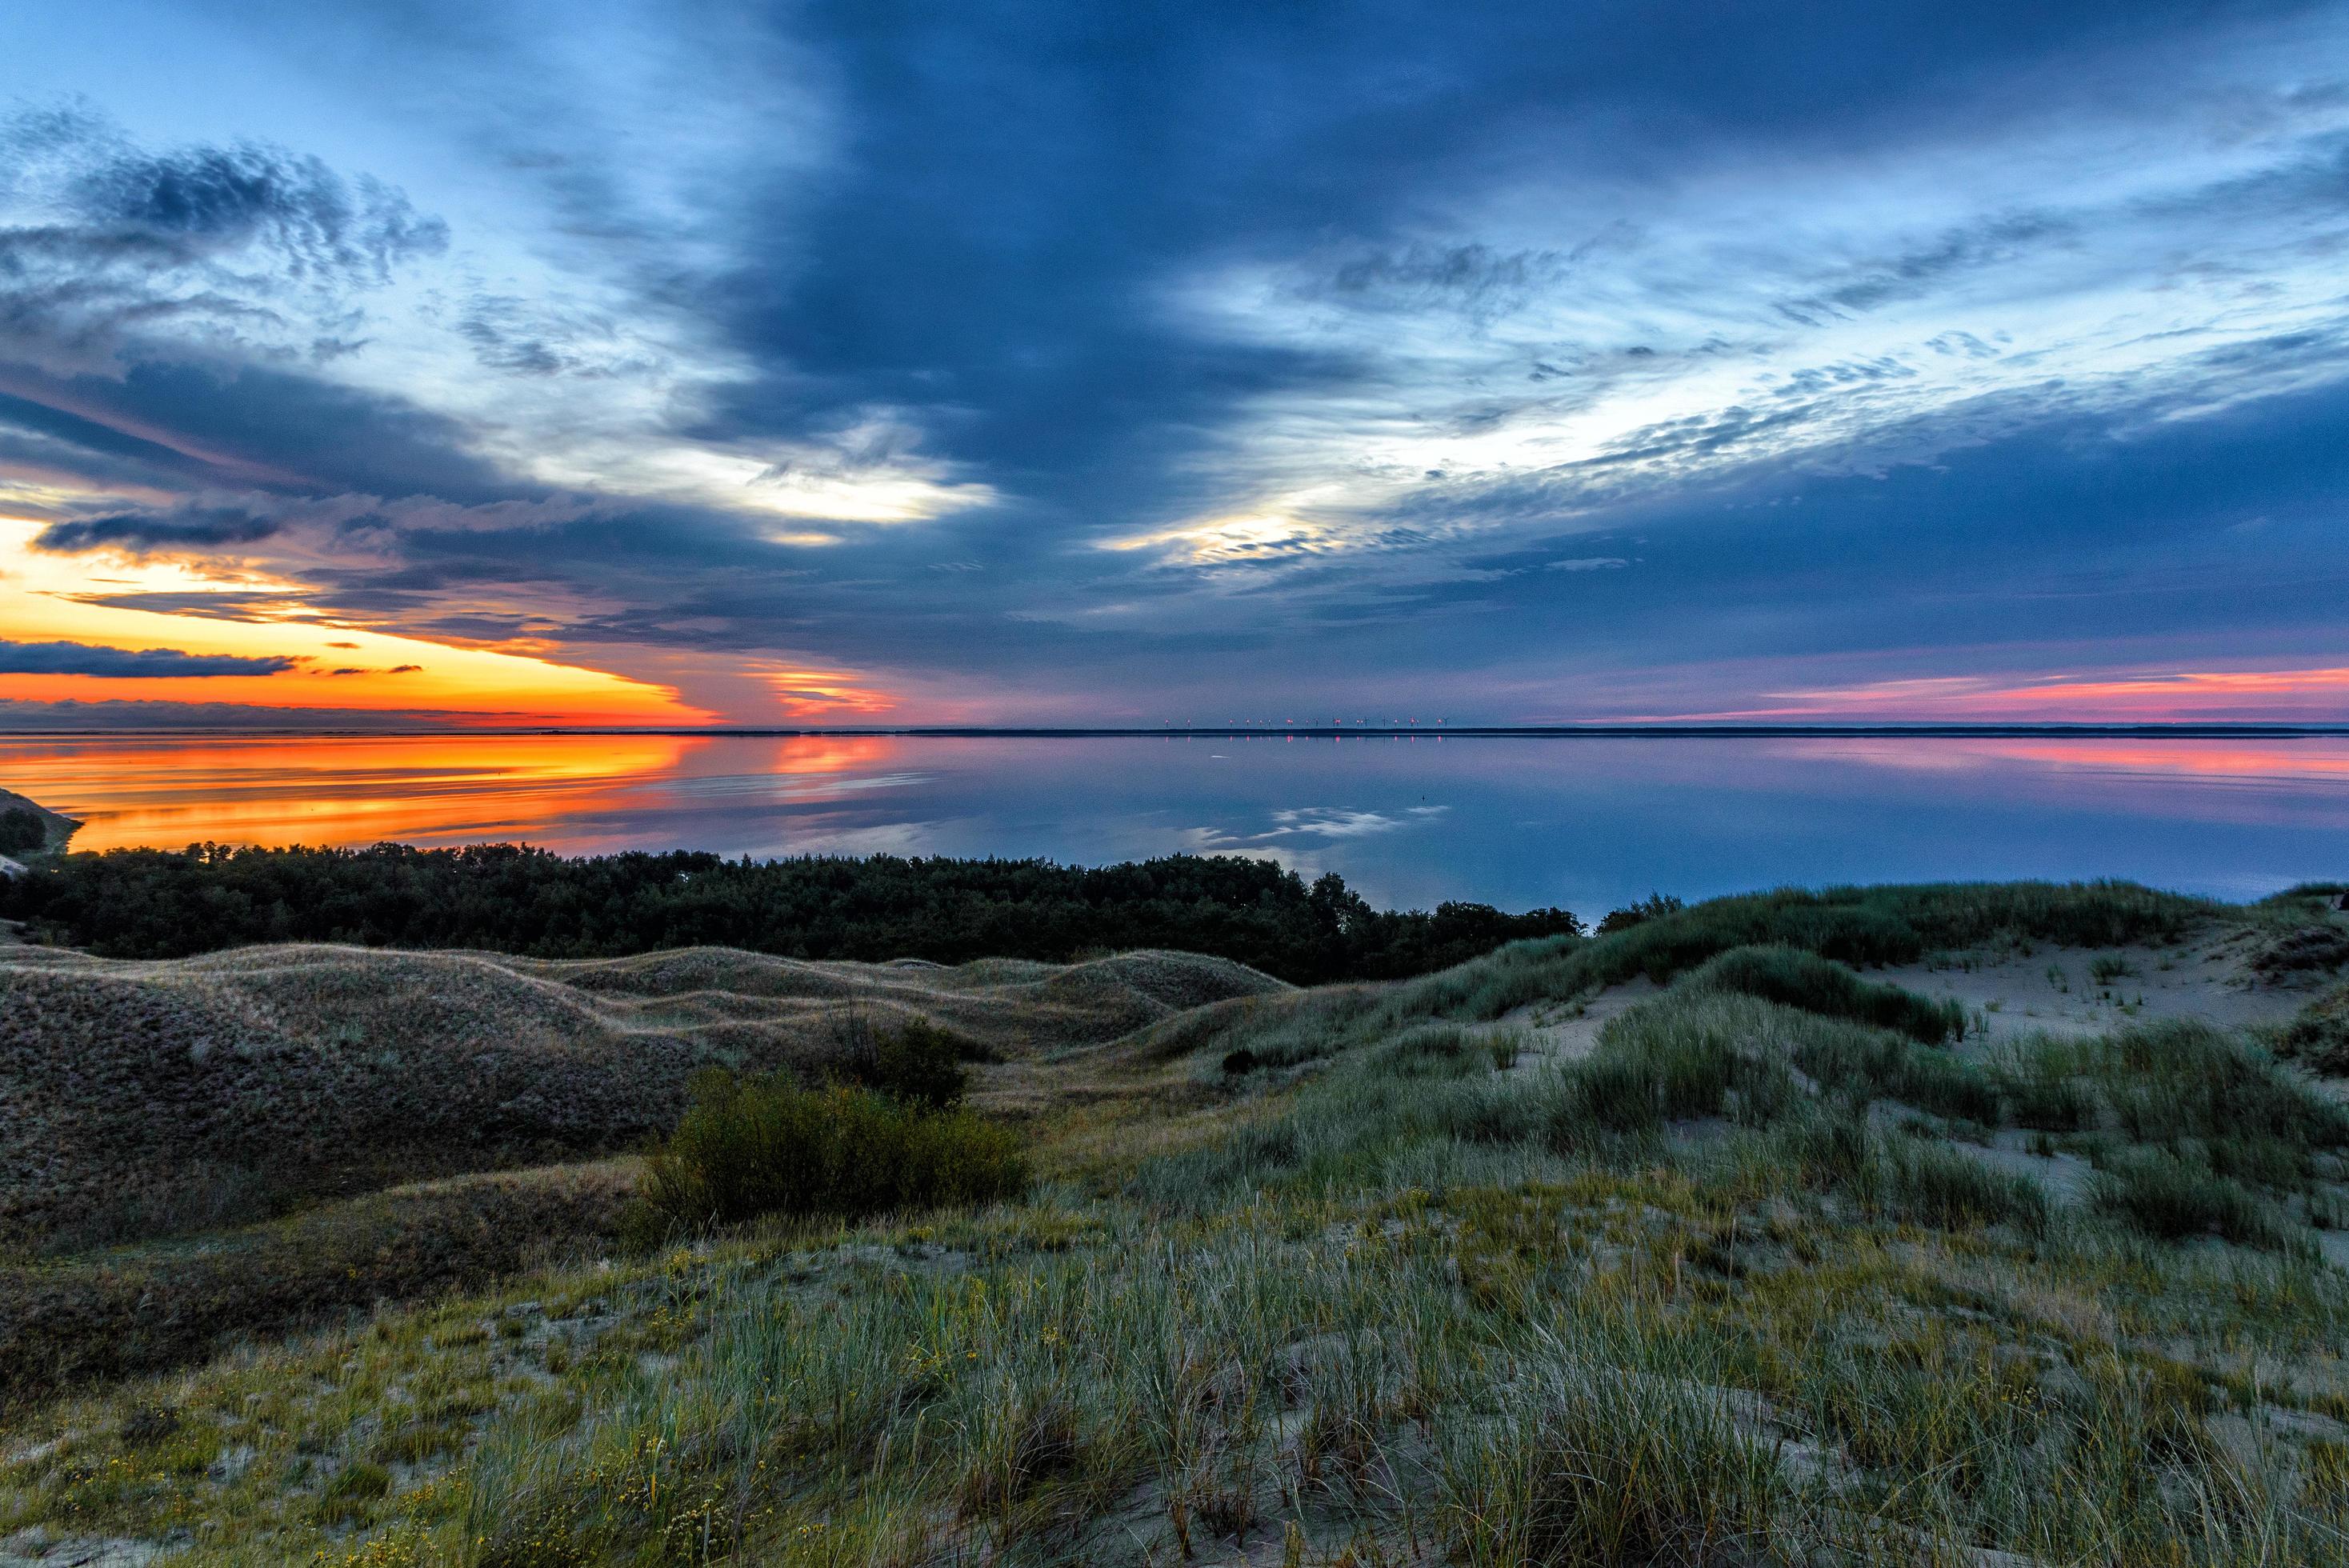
[0,733,902,852]
[1789,736,2349,785]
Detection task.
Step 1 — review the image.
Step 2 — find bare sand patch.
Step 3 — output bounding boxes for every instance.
[1475,978,1662,1074]
[1871,930,2323,1050]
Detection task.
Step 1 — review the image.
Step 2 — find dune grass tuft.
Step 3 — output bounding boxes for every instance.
[2275,982,2349,1075]
[1686,943,1967,1042]
[2092,1146,2310,1254]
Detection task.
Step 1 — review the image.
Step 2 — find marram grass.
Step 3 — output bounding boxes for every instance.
[4,878,2349,1566]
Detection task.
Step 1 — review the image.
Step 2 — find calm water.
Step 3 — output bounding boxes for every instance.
[4,733,2347,918]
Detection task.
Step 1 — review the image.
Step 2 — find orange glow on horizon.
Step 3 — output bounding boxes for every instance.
[1,731,907,852]
[767,667,898,718]
[1785,735,2349,783]
[1673,665,2349,724]
[1,517,713,725]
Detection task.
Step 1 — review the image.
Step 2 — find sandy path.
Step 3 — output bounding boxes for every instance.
[1466,978,1661,1075]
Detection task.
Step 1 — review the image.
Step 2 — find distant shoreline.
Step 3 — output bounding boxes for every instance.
[4,723,2349,741]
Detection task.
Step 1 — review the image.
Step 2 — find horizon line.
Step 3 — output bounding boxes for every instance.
[7,722,2349,740]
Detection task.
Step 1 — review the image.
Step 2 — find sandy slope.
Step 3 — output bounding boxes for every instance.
[1871,927,2323,1047]
[0,942,1284,1250]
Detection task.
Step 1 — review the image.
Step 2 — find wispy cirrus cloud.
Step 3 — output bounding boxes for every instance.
[0,106,447,374]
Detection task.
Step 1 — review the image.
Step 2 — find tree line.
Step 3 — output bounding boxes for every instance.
[0,842,1587,983]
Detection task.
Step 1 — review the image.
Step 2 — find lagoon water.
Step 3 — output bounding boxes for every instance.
[3,732,2346,920]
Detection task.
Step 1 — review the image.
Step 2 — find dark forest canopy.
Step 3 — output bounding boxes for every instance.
[0,842,1587,984]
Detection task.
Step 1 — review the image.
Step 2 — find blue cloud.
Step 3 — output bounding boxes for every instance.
[0,638,299,677]
[2,1,2347,721]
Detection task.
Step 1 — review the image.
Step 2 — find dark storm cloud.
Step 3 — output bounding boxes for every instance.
[0,638,299,677]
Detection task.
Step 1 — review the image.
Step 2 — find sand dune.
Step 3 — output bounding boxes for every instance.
[0,941,1284,1249]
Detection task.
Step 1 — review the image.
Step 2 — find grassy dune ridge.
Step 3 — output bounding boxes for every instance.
[4,879,2349,1565]
[0,942,1283,1254]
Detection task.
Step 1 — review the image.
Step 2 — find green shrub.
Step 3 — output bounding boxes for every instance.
[1571,881,2212,994]
[638,1072,1027,1230]
[1779,1115,2048,1233]
[2087,954,2139,986]
[1595,892,1684,935]
[833,1014,974,1108]
[1551,1055,1667,1138]
[1990,1050,2100,1131]
[1686,944,1966,1043]
[1371,1024,1492,1080]
[1784,1018,2003,1124]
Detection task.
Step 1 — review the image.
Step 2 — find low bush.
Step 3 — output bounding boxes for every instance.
[1780,1115,2049,1233]
[1989,1046,2100,1131]
[1546,995,1805,1142]
[1785,1018,2003,1124]
[314,1460,392,1526]
[1595,893,1685,935]
[1685,944,1966,1042]
[831,1014,974,1109]
[1371,1024,1494,1081]
[638,1072,1028,1231]
[2087,954,2139,986]
[1572,880,2214,994]
[2253,925,2349,976]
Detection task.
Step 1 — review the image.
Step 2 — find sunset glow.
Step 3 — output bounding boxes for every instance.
[0,518,707,725]
[1737,668,2349,726]
[2,4,2347,727]
[0,731,908,851]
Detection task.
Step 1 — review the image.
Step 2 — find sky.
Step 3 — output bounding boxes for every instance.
[1,0,2346,729]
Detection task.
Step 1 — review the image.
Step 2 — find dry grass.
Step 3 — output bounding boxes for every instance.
[0,1163,631,1411]
[6,879,2349,1567]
